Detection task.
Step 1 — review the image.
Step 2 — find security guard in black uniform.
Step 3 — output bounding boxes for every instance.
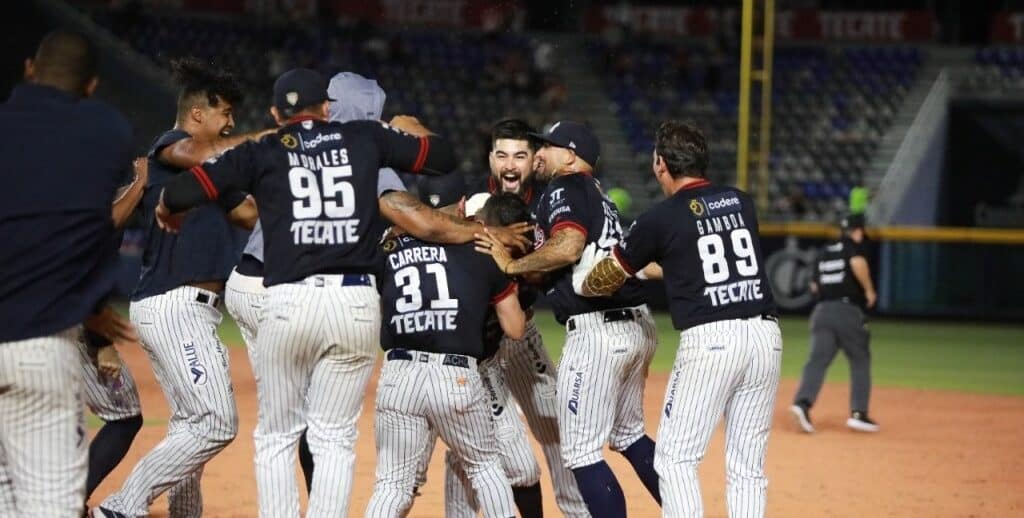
[790,213,880,433]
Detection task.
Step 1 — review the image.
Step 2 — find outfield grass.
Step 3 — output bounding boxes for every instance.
[211,311,1024,396]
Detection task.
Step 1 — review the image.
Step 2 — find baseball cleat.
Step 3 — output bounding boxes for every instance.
[846,411,880,432]
[789,403,815,433]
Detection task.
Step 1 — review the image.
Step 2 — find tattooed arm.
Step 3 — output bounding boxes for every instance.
[379,190,479,244]
[476,227,586,275]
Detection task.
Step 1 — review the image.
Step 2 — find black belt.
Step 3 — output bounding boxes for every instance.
[386,349,472,369]
[235,254,264,277]
[747,313,779,323]
[566,307,639,332]
[195,292,219,306]
[293,274,375,288]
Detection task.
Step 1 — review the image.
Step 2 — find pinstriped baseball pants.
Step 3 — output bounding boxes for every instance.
[78,336,141,422]
[103,287,237,517]
[367,354,516,518]
[655,318,782,518]
[0,327,86,517]
[254,282,378,517]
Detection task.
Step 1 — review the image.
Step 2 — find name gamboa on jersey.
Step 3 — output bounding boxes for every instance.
[380,235,515,358]
[615,180,776,329]
[189,118,435,286]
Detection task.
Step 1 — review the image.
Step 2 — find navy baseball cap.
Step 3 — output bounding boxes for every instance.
[840,213,865,230]
[273,68,333,114]
[529,121,601,167]
[418,172,467,208]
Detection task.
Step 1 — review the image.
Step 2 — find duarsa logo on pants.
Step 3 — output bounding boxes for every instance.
[183,341,208,385]
[568,370,583,415]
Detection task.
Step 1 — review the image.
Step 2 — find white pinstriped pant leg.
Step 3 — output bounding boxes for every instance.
[254,283,377,517]
[367,361,430,518]
[499,320,589,517]
[103,291,237,517]
[0,328,86,517]
[724,320,781,518]
[654,319,781,518]
[78,337,142,422]
[224,273,265,365]
[609,309,658,453]
[444,356,540,517]
[558,312,653,471]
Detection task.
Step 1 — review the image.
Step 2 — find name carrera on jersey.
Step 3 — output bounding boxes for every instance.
[388,245,449,270]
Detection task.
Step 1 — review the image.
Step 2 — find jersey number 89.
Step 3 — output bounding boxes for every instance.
[288,166,355,219]
[697,228,758,284]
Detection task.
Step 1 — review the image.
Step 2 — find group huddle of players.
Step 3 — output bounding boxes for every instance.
[2,30,786,518]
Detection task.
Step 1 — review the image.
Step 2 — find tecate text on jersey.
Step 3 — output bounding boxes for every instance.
[390,309,459,333]
[704,278,765,307]
[291,219,361,244]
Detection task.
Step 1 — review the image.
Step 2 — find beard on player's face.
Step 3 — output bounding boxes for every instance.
[490,139,535,194]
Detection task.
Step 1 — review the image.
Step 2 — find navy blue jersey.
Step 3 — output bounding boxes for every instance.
[380,234,516,358]
[615,180,776,330]
[131,129,248,301]
[0,84,132,341]
[535,173,646,324]
[188,118,447,286]
[814,237,867,307]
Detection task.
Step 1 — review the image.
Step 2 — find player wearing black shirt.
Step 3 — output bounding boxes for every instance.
[476,121,661,517]
[369,180,524,518]
[576,120,781,518]
[791,214,880,434]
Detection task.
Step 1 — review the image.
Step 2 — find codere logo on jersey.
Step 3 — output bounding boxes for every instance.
[701,192,743,216]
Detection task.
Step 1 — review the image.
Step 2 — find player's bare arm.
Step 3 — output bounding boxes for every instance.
[111,157,148,228]
[227,195,258,230]
[157,128,275,169]
[388,115,435,137]
[380,190,531,251]
[850,256,877,308]
[476,226,585,275]
[84,306,141,347]
[494,285,526,340]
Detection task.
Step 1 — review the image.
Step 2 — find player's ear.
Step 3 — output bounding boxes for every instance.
[270,106,285,126]
[316,101,329,119]
[457,196,466,219]
[23,58,35,81]
[190,105,204,124]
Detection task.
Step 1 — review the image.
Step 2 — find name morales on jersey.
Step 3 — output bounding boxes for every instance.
[696,212,748,236]
[704,278,765,307]
[390,309,458,334]
[388,246,448,270]
[287,149,349,171]
[291,219,360,245]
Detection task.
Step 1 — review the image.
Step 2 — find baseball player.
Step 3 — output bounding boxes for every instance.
[95,58,267,518]
[157,68,528,516]
[81,159,151,506]
[367,189,526,518]
[791,213,880,433]
[575,121,782,518]
[442,119,588,517]
[1,30,139,517]
[476,121,661,517]
[223,71,407,492]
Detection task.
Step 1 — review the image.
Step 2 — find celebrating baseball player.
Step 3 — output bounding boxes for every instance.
[156,67,528,516]
[791,213,880,433]
[95,58,266,518]
[475,121,661,517]
[1,30,140,517]
[575,121,782,518]
[367,189,526,518]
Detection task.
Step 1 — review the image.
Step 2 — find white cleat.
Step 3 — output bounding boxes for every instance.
[846,411,880,433]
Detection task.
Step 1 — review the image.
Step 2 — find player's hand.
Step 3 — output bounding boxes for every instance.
[388,115,433,137]
[572,243,609,295]
[474,229,515,274]
[95,344,123,382]
[482,222,533,255]
[155,191,185,233]
[85,306,140,346]
[865,290,877,309]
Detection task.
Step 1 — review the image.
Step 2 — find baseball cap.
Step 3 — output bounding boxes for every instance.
[273,68,333,114]
[840,213,865,230]
[528,121,601,167]
[418,173,467,208]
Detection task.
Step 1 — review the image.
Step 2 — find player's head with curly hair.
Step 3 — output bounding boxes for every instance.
[654,120,709,180]
[25,30,98,97]
[171,57,244,139]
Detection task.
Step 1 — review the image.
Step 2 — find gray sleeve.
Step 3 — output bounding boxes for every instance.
[376,167,407,197]
[242,221,264,263]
